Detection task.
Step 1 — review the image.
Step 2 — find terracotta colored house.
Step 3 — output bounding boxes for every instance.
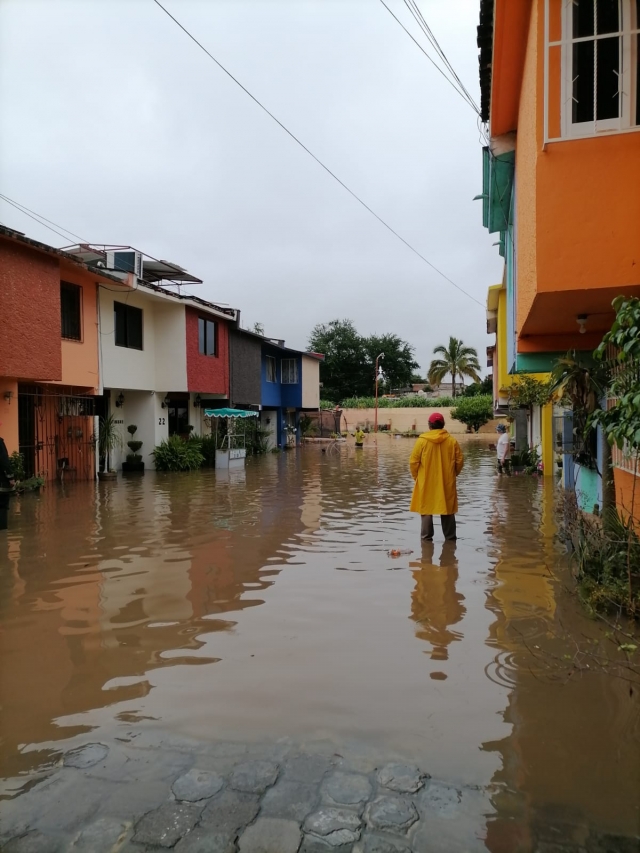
[0,227,130,480]
[479,0,640,512]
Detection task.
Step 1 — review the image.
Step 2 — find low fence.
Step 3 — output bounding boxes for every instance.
[304,408,503,438]
[338,407,503,435]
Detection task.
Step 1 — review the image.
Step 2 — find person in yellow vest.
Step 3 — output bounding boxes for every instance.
[354,428,365,448]
[409,412,464,541]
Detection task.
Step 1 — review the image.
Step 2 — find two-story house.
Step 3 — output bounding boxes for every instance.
[479,0,640,509]
[0,227,129,480]
[229,330,323,450]
[64,245,237,471]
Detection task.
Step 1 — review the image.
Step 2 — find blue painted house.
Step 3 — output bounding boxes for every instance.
[259,338,323,449]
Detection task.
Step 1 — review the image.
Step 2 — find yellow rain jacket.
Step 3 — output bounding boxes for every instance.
[409,429,464,516]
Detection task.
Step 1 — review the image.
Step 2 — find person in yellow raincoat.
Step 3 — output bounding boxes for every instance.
[409,412,464,541]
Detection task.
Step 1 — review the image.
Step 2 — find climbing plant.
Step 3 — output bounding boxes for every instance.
[591,296,640,459]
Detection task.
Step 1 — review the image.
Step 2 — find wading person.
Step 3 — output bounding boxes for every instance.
[496,423,511,474]
[0,426,16,531]
[409,412,464,541]
[354,427,365,448]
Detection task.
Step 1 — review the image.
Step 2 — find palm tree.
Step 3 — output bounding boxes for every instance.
[428,337,481,398]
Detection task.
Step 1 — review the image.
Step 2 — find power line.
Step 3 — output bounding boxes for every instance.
[151,0,483,308]
[403,0,479,113]
[0,193,86,244]
[378,0,479,114]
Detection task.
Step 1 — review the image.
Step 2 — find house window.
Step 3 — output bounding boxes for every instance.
[114,301,143,350]
[266,356,277,383]
[281,358,299,384]
[198,317,217,356]
[61,282,81,341]
[554,0,640,138]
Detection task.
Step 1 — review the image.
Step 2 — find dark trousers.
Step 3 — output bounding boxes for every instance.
[421,514,456,541]
[0,493,10,531]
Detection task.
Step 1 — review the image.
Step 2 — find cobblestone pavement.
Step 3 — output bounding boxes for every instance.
[1,737,637,853]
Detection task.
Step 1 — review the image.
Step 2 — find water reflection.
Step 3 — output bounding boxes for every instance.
[0,442,638,845]
[409,541,465,676]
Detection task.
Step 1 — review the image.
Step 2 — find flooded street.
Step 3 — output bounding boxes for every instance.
[1,440,638,852]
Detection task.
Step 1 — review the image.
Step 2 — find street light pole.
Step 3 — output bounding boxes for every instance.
[374,352,384,436]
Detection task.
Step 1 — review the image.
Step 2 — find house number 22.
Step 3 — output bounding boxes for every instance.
[158,417,166,425]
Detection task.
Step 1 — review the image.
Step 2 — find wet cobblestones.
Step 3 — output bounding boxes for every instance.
[2,737,637,852]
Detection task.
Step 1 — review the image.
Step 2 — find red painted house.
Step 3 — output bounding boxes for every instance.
[185,304,231,399]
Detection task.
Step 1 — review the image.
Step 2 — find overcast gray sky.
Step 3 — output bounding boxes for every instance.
[0,0,501,375]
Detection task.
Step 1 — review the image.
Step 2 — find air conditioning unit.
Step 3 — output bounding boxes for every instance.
[106,250,143,277]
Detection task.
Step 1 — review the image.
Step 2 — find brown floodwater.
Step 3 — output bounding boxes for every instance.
[0,440,638,846]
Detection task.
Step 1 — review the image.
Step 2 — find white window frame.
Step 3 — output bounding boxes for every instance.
[281,358,299,385]
[548,0,640,140]
[266,355,277,383]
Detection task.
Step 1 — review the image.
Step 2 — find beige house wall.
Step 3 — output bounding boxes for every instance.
[301,356,320,409]
[340,407,503,435]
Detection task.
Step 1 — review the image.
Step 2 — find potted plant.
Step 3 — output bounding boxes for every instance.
[97,413,122,481]
[122,424,144,474]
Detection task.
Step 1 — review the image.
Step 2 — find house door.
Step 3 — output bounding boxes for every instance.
[168,403,189,437]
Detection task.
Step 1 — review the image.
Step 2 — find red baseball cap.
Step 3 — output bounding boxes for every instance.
[428,412,445,426]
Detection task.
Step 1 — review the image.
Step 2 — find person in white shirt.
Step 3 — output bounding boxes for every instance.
[496,423,511,474]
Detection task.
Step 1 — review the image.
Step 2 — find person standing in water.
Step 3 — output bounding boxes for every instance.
[495,423,511,474]
[409,412,464,541]
[354,427,365,448]
[0,426,16,531]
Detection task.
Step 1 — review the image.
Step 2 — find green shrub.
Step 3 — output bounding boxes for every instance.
[152,435,204,471]
[340,395,455,409]
[320,400,335,410]
[451,395,494,432]
[200,435,217,467]
[9,451,25,481]
[573,506,640,618]
[15,475,45,493]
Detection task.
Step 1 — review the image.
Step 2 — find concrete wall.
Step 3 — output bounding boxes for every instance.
[107,390,169,471]
[339,408,504,435]
[0,379,19,453]
[58,261,99,392]
[229,330,261,407]
[154,302,188,393]
[100,287,188,393]
[260,409,278,450]
[301,356,320,409]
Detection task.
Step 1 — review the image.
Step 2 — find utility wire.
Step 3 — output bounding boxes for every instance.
[151,0,483,308]
[0,193,86,244]
[378,0,479,114]
[403,0,479,113]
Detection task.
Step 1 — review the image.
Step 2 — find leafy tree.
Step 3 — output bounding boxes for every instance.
[308,320,368,403]
[308,320,419,403]
[428,337,481,398]
[250,322,264,336]
[451,395,494,432]
[363,333,419,393]
[507,374,553,410]
[463,376,493,397]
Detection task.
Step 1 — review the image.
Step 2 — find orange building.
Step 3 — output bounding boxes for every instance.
[0,227,129,481]
[479,0,640,513]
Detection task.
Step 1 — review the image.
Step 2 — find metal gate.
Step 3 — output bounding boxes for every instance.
[17,385,97,481]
